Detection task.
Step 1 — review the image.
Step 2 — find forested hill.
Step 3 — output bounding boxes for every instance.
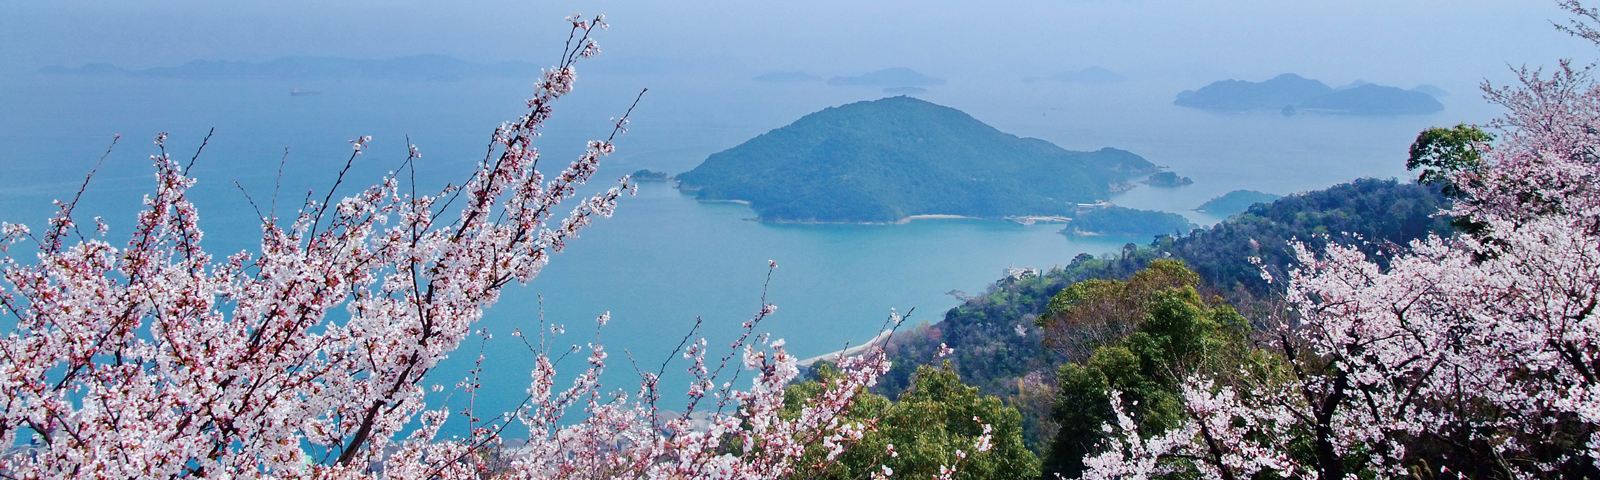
[675,96,1159,223]
[871,179,1451,434]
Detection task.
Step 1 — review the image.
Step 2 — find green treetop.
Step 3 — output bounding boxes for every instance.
[783,364,1040,479]
[1407,124,1492,197]
[1040,261,1257,477]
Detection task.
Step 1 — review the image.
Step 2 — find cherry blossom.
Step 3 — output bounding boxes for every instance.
[1080,6,1600,477]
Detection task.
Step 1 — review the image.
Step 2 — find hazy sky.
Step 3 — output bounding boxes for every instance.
[2,1,1593,88]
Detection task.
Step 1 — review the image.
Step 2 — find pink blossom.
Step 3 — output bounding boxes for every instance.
[1083,13,1600,477]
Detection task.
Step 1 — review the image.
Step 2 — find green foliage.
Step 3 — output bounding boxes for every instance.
[675,96,1158,223]
[1041,264,1251,477]
[1043,279,1123,321]
[1407,124,1492,197]
[1407,125,1493,237]
[785,364,1040,479]
[1039,259,1201,361]
[1159,178,1452,298]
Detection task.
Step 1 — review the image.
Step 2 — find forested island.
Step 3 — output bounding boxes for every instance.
[1141,171,1193,187]
[675,96,1161,223]
[1194,189,1281,216]
[629,169,674,182]
[1175,73,1444,115]
[1059,206,1195,238]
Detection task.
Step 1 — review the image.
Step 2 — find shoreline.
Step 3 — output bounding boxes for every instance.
[797,330,894,367]
[696,198,752,206]
[683,191,1098,226]
[1006,215,1071,225]
[748,213,1077,226]
[895,214,977,224]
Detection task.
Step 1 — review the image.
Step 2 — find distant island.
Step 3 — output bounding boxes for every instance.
[1175,73,1443,115]
[1143,171,1194,187]
[630,169,674,182]
[1175,73,1332,111]
[1298,84,1445,115]
[827,68,946,88]
[1060,205,1195,238]
[1195,190,1282,216]
[675,96,1160,223]
[39,55,543,82]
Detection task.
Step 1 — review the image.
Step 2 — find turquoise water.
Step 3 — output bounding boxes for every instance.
[477,183,1138,409]
[0,70,1488,430]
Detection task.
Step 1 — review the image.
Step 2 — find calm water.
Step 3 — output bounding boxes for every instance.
[0,69,1494,430]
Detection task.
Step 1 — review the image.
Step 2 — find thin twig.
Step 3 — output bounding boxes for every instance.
[183,127,215,176]
[57,134,120,245]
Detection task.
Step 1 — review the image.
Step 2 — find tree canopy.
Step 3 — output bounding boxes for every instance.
[785,364,1041,479]
[1039,262,1258,477]
[1407,123,1493,197]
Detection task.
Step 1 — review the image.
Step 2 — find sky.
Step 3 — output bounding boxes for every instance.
[2,1,1593,89]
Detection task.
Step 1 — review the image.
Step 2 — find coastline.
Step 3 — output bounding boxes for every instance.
[696,198,752,206]
[739,212,1079,225]
[895,214,977,224]
[682,190,1093,226]
[797,330,894,367]
[1006,215,1071,225]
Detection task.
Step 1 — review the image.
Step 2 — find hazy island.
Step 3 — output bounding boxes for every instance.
[675,96,1159,223]
[1143,171,1194,187]
[629,169,674,182]
[1060,205,1195,238]
[1195,189,1282,216]
[1175,73,1443,115]
[1298,84,1445,115]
